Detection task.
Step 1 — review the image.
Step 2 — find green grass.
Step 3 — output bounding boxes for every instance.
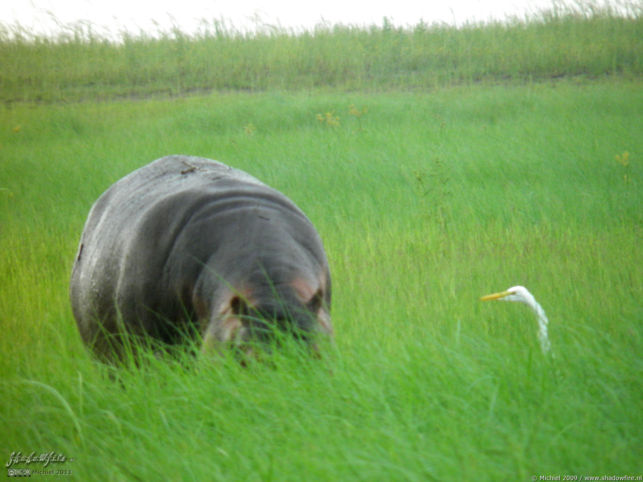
[1,3,641,478]
[1,79,641,479]
[0,4,641,102]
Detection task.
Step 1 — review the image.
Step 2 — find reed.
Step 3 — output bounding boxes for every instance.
[0,3,640,102]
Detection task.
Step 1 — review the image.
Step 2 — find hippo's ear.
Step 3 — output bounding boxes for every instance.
[306,289,323,313]
[230,296,251,317]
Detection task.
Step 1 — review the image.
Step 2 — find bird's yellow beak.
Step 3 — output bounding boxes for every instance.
[480,290,513,301]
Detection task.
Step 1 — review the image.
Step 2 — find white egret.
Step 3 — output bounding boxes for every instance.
[480,285,551,354]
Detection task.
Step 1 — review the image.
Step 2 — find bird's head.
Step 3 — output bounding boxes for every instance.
[480,285,551,354]
[480,285,536,308]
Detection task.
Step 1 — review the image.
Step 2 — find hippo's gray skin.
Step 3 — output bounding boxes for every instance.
[70,155,331,361]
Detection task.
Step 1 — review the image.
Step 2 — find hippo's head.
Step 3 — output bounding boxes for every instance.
[200,258,332,356]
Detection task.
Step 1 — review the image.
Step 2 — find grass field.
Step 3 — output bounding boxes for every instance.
[1,4,641,102]
[1,5,642,481]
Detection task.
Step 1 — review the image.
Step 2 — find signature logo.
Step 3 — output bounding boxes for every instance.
[6,451,72,468]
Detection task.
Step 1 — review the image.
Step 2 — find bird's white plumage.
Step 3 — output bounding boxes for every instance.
[481,285,551,354]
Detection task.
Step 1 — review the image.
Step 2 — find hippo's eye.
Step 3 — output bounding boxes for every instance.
[307,289,323,313]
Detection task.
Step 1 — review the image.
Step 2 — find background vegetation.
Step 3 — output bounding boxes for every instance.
[1,2,641,102]
[1,2,641,480]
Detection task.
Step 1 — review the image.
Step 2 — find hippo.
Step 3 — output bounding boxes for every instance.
[70,155,332,361]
